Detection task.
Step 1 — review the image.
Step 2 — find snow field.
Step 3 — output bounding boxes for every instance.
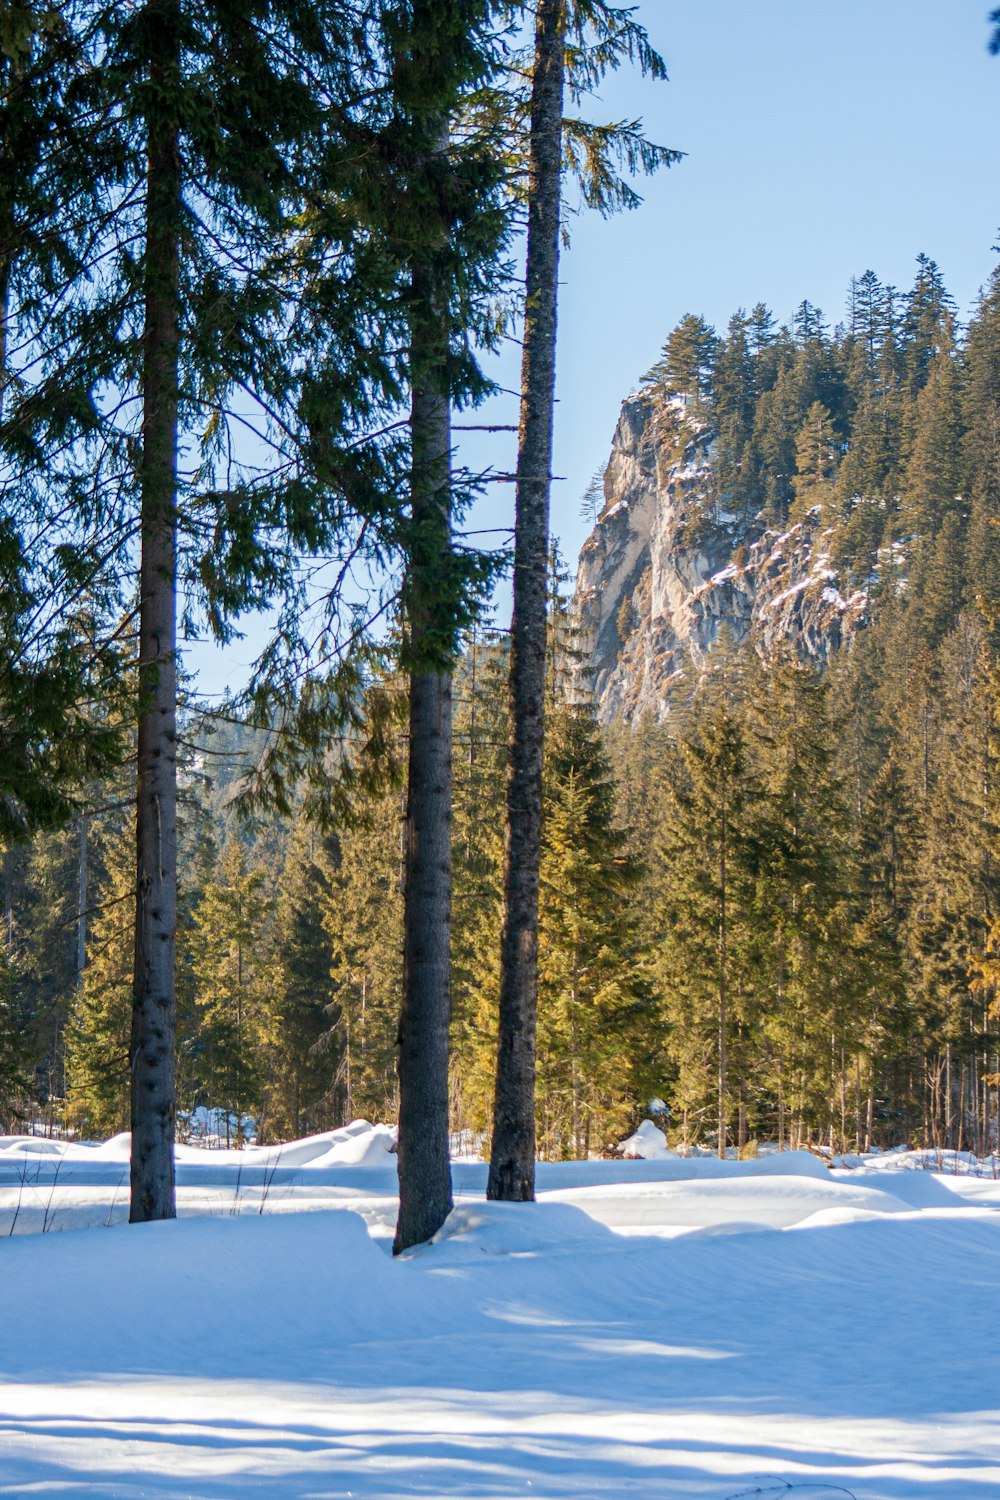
[2,1124,999,1498]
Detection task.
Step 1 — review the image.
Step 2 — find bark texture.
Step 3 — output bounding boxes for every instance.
[393,251,455,1254]
[130,0,180,1223]
[487,0,566,1202]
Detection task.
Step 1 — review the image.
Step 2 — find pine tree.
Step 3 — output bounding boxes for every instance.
[536,699,653,1157]
[266,813,342,1139]
[746,657,864,1148]
[0,937,31,1131]
[490,0,675,1203]
[964,259,1000,604]
[654,706,761,1154]
[790,401,838,521]
[188,839,276,1146]
[323,783,404,1125]
[645,313,718,407]
[901,309,963,542]
[66,820,135,1139]
[451,628,507,1141]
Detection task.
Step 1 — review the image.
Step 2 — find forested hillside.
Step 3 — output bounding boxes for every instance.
[3,253,1000,1159]
[589,252,1000,1153]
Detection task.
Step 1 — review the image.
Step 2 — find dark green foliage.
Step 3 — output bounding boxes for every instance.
[0,939,32,1130]
[644,313,719,405]
[267,815,343,1139]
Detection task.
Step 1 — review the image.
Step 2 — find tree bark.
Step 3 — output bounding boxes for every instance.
[0,47,15,407]
[393,244,455,1254]
[130,0,180,1223]
[488,0,566,1204]
[718,797,728,1159]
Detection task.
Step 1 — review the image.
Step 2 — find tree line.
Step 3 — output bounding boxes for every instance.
[0,0,673,1248]
[621,251,1000,1154]
[5,6,1000,1245]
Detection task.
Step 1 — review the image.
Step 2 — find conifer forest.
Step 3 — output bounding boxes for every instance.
[2,2,1000,1212]
[6,6,1000,1498]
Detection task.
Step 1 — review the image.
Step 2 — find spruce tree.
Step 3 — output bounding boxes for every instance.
[451,628,507,1142]
[490,0,675,1203]
[746,656,862,1147]
[386,0,510,1254]
[964,259,1000,603]
[790,401,838,521]
[324,784,404,1125]
[654,706,760,1155]
[645,314,718,406]
[488,0,569,1206]
[267,813,342,1139]
[0,0,126,836]
[66,822,135,1139]
[188,839,275,1146]
[537,699,652,1157]
[0,937,31,1132]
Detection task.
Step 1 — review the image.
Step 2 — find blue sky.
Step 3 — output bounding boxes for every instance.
[188,0,1000,691]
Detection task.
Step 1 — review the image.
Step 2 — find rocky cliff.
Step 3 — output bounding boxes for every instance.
[572,391,868,722]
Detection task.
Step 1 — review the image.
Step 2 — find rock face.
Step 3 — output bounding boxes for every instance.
[573,391,867,722]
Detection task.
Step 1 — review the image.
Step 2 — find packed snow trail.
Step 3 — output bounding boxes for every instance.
[1,1130,999,1498]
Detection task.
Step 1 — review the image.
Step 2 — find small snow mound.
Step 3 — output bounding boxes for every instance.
[430,1201,614,1258]
[681,1219,777,1240]
[0,1137,65,1156]
[85,1132,133,1159]
[321,1122,397,1166]
[854,1168,969,1211]
[618,1120,673,1160]
[241,1121,385,1168]
[740,1149,829,1180]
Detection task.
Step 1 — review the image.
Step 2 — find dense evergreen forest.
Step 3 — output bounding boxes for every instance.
[0,0,675,1240]
[2,0,999,1190]
[4,251,1000,1161]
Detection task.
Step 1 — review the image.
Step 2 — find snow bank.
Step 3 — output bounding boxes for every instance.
[3,1134,1000,1497]
[429,1201,615,1258]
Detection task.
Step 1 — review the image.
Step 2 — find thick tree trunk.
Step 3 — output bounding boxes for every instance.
[488,0,566,1204]
[393,250,455,1255]
[130,0,180,1224]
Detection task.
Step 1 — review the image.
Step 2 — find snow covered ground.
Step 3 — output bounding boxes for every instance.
[2,1126,999,1498]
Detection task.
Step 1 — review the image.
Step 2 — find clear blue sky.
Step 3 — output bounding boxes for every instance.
[188,0,1000,690]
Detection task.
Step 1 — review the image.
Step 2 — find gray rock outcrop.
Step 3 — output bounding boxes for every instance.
[572,390,867,722]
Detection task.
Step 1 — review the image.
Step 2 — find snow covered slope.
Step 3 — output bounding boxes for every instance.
[1,1128,998,1498]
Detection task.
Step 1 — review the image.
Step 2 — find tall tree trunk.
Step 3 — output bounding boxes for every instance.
[0,249,10,408]
[718,801,728,1159]
[130,0,180,1223]
[488,0,566,1204]
[393,245,455,1254]
[76,811,88,987]
[0,49,16,412]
